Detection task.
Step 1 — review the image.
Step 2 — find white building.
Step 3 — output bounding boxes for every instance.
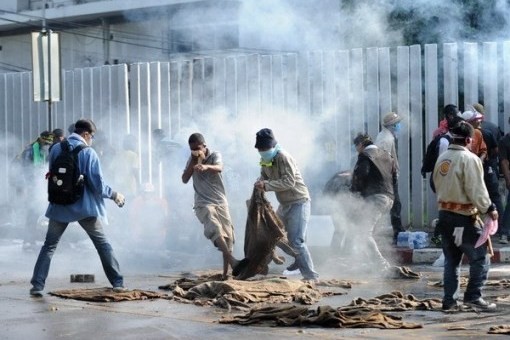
[0,0,342,73]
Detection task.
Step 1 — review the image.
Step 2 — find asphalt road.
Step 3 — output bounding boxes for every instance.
[1,237,509,339]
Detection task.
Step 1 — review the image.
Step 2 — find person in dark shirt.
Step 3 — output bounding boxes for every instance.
[351,132,396,271]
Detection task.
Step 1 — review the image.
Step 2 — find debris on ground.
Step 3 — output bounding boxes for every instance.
[220,304,422,329]
[49,288,171,302]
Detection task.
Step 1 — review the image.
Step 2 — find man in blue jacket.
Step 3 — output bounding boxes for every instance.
[29,119,126,297]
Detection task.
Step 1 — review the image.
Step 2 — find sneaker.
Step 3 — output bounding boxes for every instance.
[442,302,460,312]
[286,261,299,271]
[112,286,128,293]
[282,269,301,276]
[500,235,509,244]
[30,287,43,297]
[464,298,497,311]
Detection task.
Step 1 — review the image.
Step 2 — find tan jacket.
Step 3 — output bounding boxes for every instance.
[260,148,310,205]
[433,144,491,216]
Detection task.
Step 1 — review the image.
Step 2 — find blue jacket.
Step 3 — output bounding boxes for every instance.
[45,133,115,223]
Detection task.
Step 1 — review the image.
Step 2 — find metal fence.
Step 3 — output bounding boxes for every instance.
[2,41,510,229]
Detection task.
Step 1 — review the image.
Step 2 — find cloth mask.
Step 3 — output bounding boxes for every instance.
[259,144,280,163]
[393,122,401,134]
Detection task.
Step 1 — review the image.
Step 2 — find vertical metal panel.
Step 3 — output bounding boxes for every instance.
[410,44,423,228]
[283,53,298,114]
[379,47,392,115]
[99,65,111,136]
[5,75,15,144]
[213,57,226,109]
[504,42,510,134]
[91,67,102,129]
[73,68,83,119]
[443,43,459,106]
[82,67,93,121]
[246,54,261,120]
[225,56,237,117]
[180,60,192,125]
[64,70,75,126]
[150,61,162,130]
[169,61,181,138]
[139,62,152,184]
[20,73,30,137]
[12,74,23,142]
[366,47,379,139]
[192,58,204,120]
[322,51,336,117]
[116,64,130,133]
[130,63,142,153]
[463,42,478,109]
[350,48,364,136]
[236,55,248,116]
[272,54,284,111]
[0,73,6,199]
[425,44,439,221]
[297,52,310,116]
[260,55,272,117]
[322,50,337,171]
[335,50,351,170]
[397,46,410,226]
[202,57,214,124]
[482,42,498,124]
[309,51,323,117]
[160,62,171,134]
[149,62,162,187]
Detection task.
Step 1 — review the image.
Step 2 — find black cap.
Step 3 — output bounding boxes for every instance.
[255,128,277,149]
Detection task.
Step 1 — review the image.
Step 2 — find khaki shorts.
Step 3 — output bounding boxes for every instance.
[194,205,235,250]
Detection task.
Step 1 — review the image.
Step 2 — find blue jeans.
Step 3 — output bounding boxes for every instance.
[438,211,489,306]
[31,217,123,290]
[277,200,318,280]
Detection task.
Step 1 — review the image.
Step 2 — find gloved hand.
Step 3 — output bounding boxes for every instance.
[112,192,125,208]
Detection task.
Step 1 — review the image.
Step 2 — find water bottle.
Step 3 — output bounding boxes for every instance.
[412,231,430,249]
[397,232,413,248]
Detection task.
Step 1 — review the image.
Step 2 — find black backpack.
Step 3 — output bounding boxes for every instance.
[421,133,451,177]
[47,141,88,205]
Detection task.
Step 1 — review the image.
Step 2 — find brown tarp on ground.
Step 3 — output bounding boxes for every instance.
[339,291,442,312]
[429,278,510,289]
[220,304,422,329]
[49,288,171,302]
[160,274,328,310]
[488,325,510,334]
[234,189,295,280]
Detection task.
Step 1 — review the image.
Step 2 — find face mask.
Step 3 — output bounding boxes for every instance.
[393,122,401,134]
[259,148,277,162]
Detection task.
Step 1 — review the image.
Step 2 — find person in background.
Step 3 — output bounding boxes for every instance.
[433,119,498,311]
[460,110,487,161]
[182,132,239,280]
[351,132,396,272]
[254,128,319,282]
[375,112,405,244]
[469,104,504,231]
[20,131,54,251]
[49,128,65,153]
[498,116,510,244]
[29,119,126,297]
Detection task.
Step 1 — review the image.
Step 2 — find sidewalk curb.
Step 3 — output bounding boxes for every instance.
[395,247,510,264]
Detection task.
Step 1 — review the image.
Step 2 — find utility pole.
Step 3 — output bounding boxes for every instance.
[32,0,61,132]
